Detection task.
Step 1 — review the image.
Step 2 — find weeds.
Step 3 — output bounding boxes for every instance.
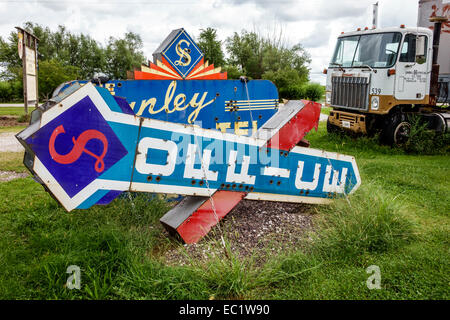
[201,250,254,299]
[0,121,448,299]
[311,129,404,158]
[405,116,450,155]
[320,116,449,156]
[314,184,415,261]
[17,113,30,123]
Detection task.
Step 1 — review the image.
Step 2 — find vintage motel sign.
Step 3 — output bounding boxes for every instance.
[17,27,361,243]
[54,28,279,136]
[17,82,361,215]
[59,79,279,135]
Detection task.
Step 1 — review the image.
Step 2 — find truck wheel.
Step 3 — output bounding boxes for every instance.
[326,118,339,134]
[393,121,411,146]
[381,113,411,146]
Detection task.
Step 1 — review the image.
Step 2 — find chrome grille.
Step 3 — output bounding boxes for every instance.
[331,76,369,110]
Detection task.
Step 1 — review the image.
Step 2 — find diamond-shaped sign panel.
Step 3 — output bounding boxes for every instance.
[160,29,204,79]
[25,96,128,197]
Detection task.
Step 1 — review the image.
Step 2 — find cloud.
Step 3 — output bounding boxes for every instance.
[0,0,424,85]
[299,22,331,48]
[39,1,68,12]
[378,0,418,28]
[222,0,371,22]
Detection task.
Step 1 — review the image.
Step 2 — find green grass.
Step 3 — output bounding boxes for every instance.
[0,125,27,133]
[0,121,448,299]
[0,106,29,134]
[0,107,34,117]
[0,152,27,173]
[0,126,27,133]
[320,106,331,115]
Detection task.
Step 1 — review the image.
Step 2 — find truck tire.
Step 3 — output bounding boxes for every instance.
[326,117,340,134]
[381,112,411,146]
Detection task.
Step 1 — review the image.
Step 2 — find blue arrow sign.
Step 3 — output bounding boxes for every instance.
[17,82,361,211]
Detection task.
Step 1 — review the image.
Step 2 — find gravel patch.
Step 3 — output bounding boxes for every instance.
[163,200,315,266]
[0,132,24,152]
[0,170,28,182]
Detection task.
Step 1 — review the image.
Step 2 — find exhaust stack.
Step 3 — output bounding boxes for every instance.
[429,16,448,104]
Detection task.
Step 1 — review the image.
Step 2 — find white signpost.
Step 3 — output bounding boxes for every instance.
[15,27,39,114]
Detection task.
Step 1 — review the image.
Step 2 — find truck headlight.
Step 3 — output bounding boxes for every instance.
[326,92,331,104]
[371,96,379,110]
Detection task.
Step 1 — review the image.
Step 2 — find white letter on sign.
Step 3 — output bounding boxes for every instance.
[183,144,218,181]
[322,165,348,193]
[295,161,321,191]
[135,137,177,176]
[226,150,255,184]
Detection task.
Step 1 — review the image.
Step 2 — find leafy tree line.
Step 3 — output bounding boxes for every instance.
[0,23,323,103]
[0,22,146,101]
[198,27,324,101]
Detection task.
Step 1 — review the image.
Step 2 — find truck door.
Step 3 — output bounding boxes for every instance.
[395,34,429,100]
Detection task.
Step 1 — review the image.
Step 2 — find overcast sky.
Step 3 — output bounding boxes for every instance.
[0,0,421,84]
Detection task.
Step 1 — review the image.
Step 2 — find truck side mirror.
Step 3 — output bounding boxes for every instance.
[415,36,426,64]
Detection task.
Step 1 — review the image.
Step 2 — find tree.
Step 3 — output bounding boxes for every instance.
[37,59,79,100]
[262,68,305,99]
[197,27,225,67]
[26,23,106,79]
[225,29,311,99]
[63,32,106,79]
[0,81,13,102]
[0,33,22,80]
[262,43,310,83]
[222,64,243,79]
[303,82,325,101]
[225,31,264,79]
[0,22,150,101]
[226,30,311,80]
[0,22,107,81]
[105,32,146,79]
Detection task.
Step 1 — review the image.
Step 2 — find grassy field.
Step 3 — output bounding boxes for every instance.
[0,125,26,134]
[320,105,331,115]
[0,107,34,117]
[0,121,448,300]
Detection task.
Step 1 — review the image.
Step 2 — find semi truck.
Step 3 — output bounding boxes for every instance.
[324,0,449,146]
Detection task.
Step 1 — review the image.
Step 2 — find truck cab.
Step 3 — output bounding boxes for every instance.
[325,26,437,144]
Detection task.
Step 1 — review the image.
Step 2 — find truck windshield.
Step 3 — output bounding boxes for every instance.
[330,32,402,68]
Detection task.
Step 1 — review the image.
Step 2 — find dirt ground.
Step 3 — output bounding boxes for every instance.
[0,116,27,127]
[163,200,316,266]
[0,117,27,152]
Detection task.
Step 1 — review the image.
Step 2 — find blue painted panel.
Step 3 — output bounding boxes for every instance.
[26,95,128,197]
[59,79,279,136]
[161,29,203,78]
[23,82,359,211]
[131,126,359,199]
